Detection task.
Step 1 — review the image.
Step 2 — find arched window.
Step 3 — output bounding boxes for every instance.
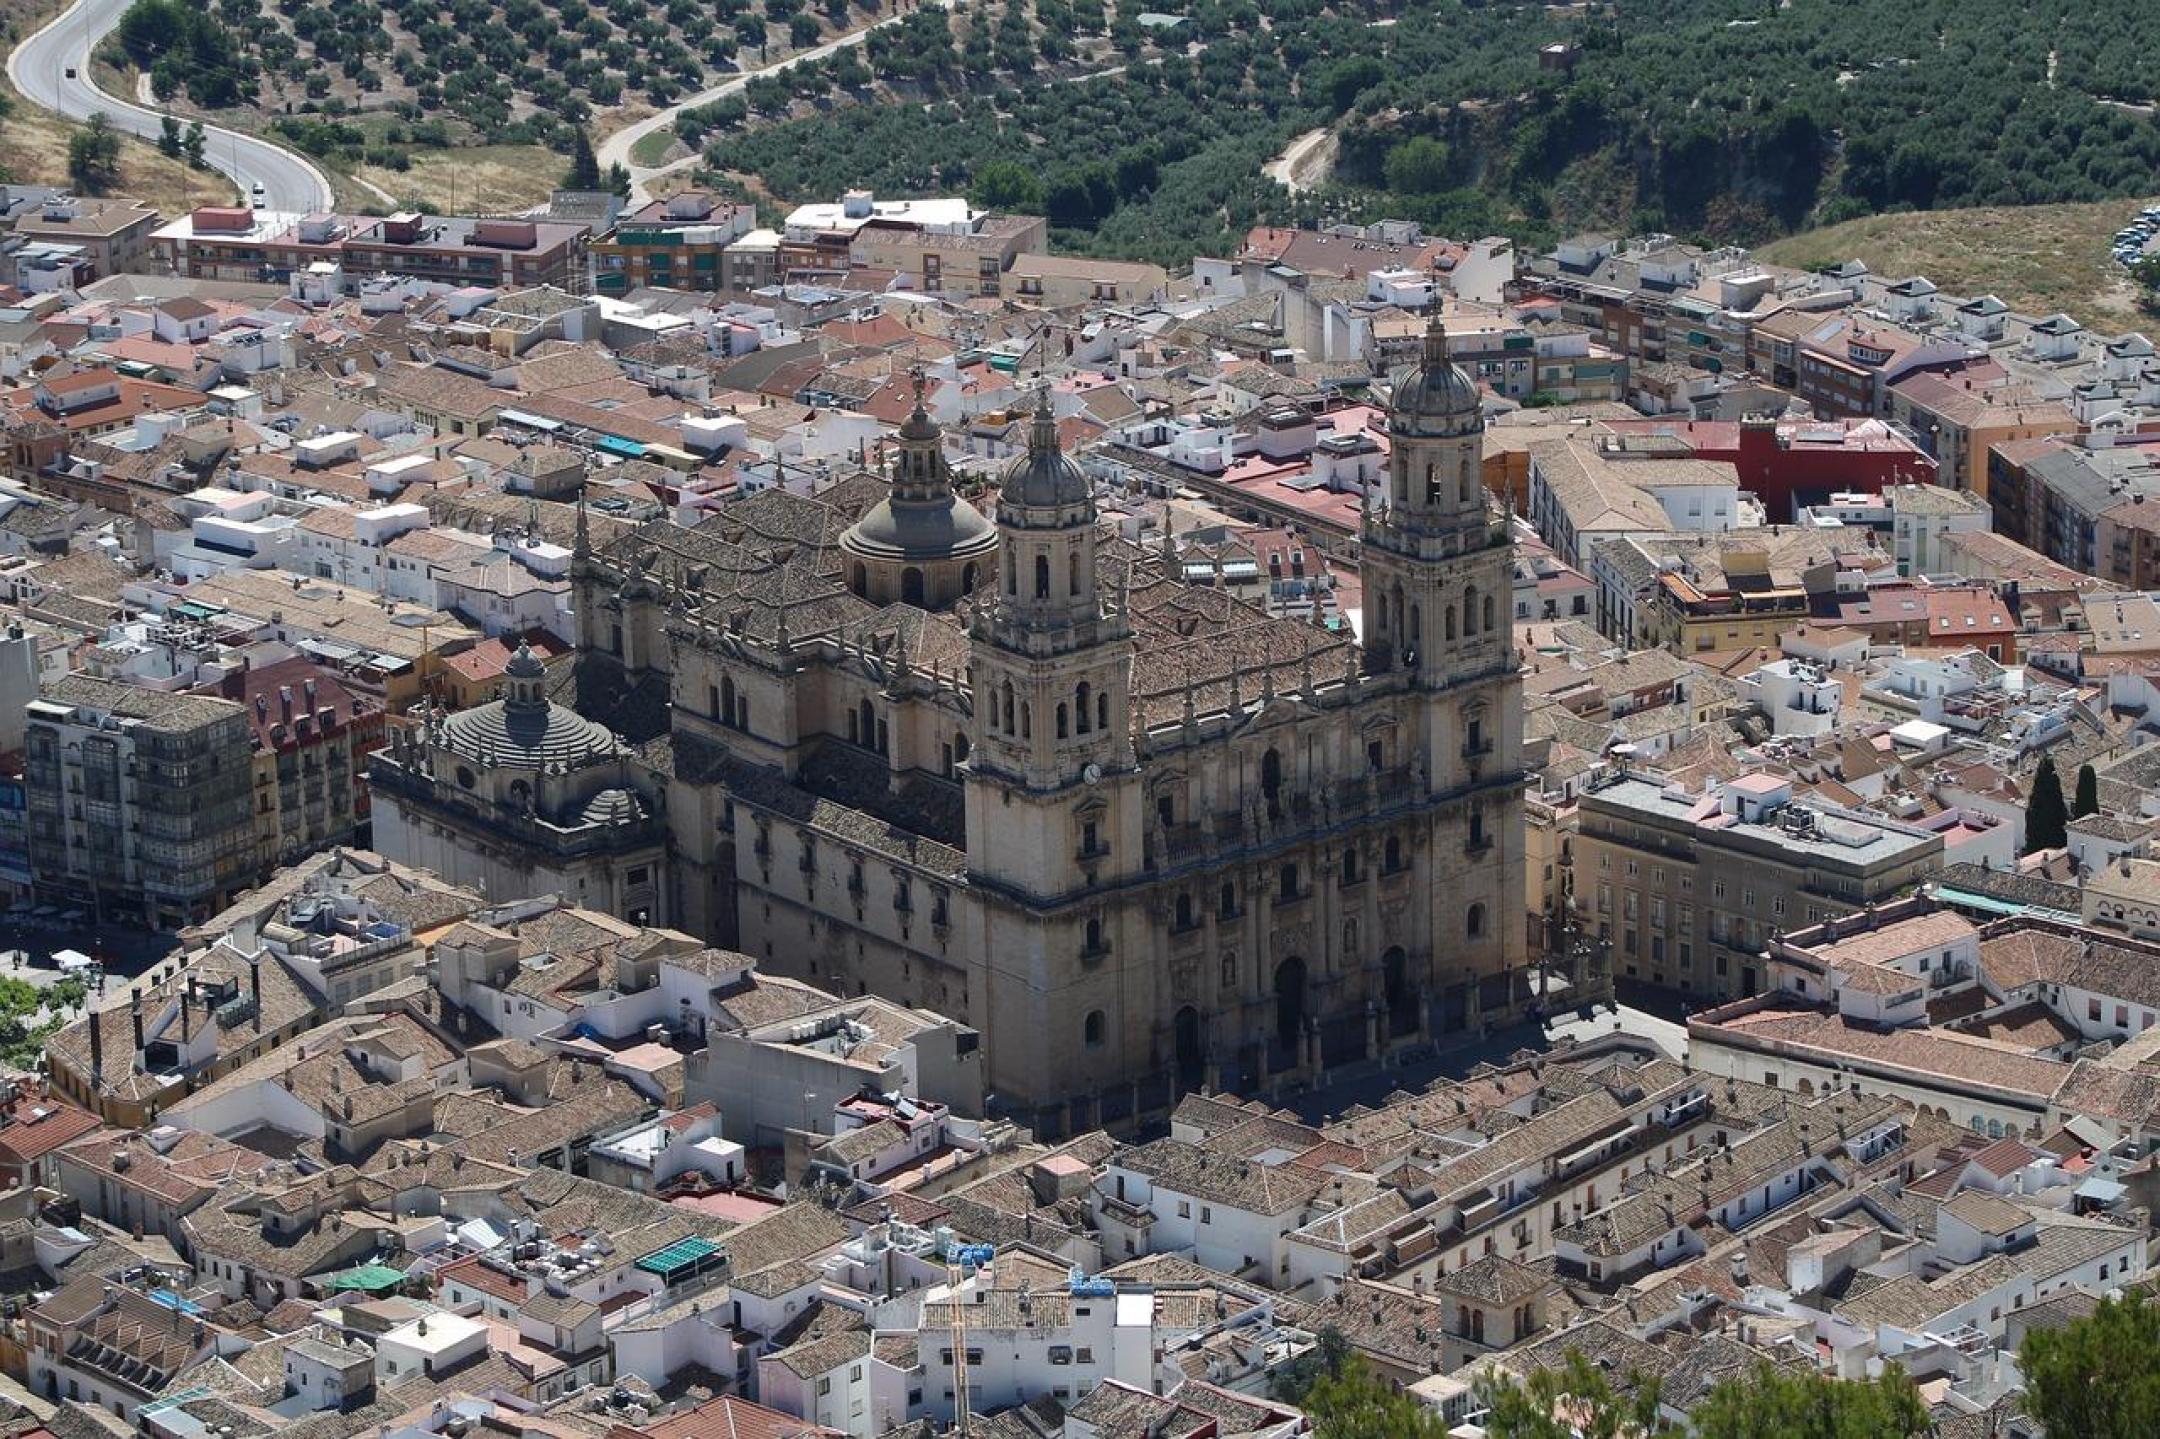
[962,562,978,594]
[1084,1010,1105,1047]
[1056,703,1069,739]
[902,567,925,607]
[1279,862,1299,901]
[1219,881,1237,920]
[1020,702,1032,740]
[1385,835,1402,872]
[1470,1309,1485,1344]
[721,675,736,728]
[1341,848,1358,885]
[1035,553,1051,599]
[1261,747,1283,819]
[1445,606,1456,641]
[1084,917,1103,953]
[1069,551,1082,598]
[1460,462,1475,506]
[859,699,875,750]
[1001,682,1014,734]
[1483,594,1495,632]
[1410,604,1422,646]
[1075,681,1092,734]
[737,695,750,731]
[1007,547,1018,595]
[1467,902,1486,940]
[851,562,868,597]
[1174,893,1193,929]
[953,732,970,764]
[1462,583,1479,635]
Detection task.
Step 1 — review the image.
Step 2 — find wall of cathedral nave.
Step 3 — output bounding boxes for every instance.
[373,796,668,921]
[671,637,978,784]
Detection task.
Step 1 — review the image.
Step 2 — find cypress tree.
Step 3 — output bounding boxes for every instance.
[2075,762,2100,819]
[2025,755,2069,855]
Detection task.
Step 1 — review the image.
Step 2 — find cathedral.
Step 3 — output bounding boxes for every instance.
[371,319,1527,1136]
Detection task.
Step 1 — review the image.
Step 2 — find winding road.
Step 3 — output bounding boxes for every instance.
[8,0,334,214]
[598,0,952,203]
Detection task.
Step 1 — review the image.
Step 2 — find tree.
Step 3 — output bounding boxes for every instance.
[2022,1294,2160,1439]
[1474,1352,1663,1439]
[1383,135,1452,196]
[158,114,182,157]
[564,127,602,189]
[605,160,631,197]
[1321,54,1383,114]
[969,158,1043,213]
[2076,762,2100,818]
[2025,754,2070,855]
[67,113,123,195]
[1301,1355,1448,1439]
[182,118,206,169]
[1690,1364,1928,1439]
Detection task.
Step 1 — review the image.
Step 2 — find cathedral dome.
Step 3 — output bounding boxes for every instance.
[1390,314,1483,438]
[843,494,997,562]
[999,396,1090,511]
[439,645,616,769]
[840,373,1000,606]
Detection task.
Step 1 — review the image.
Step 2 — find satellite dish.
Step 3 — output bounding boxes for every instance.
[1082,762,1103,786]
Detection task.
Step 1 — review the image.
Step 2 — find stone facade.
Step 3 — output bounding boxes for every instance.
[375,327,1527,1135]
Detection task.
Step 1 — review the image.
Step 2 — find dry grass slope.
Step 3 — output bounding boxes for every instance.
[349,145,561,215]
[1758,199,2160,333]
[0,104,237,214]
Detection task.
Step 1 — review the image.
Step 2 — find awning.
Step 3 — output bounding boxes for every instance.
[323,1264,406,1292]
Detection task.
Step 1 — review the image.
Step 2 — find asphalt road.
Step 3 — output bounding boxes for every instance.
[8,0,334,214]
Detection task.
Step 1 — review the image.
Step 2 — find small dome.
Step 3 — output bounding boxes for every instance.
[999,397,1089,510]
[504,642,545,680]
[1391,316,1483,437]
[579,787,648,825]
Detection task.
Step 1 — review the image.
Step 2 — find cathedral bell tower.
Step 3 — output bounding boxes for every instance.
[1363,311,1512,695]
[963,393,1141,896]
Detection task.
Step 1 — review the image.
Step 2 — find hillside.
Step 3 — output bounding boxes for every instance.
[1756,199,2156,333]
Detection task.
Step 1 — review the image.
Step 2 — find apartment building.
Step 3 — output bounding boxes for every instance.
[590,191,758,295]
[24,675,257,928]
[1573,769,1944,1001]
[157,209,588,291]
[214,658,384,871]
[6,194,162,279]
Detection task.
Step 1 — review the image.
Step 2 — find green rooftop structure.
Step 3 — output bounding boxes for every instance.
[323,1263,406,1293]
[635,1236,727,1284]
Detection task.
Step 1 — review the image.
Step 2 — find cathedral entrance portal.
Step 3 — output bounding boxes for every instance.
[1272,957,1306,1072]
[1383,945,1417,1037]
[1174,1006,1204,1094]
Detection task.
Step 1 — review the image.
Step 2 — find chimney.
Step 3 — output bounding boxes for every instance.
[279,686,293,721]
[131,989,143,1052]
[89,1009,103,1082]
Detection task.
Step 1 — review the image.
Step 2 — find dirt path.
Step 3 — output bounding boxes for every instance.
[1264,125,1336,194]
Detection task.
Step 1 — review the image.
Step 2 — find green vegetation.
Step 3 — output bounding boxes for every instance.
[2025,754,2070,855]
[692,0,2160,267]
[1471,1352,1663,1438]
[2077,762,2101,818]
[1690,1364,1928,1438]
[2021,1293,2160,1439]
[1269,1330,1447,1439]
[0,975,64,1073]
[67,111,123,194]
[115,0,255,106]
